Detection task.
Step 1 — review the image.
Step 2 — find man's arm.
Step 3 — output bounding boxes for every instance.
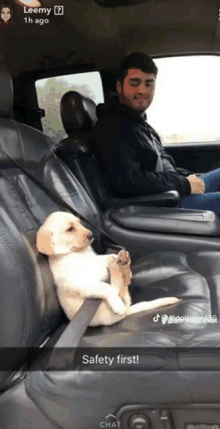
[186,174,205,194]
[144,124,205,195]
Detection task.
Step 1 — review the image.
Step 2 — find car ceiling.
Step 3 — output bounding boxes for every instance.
[1,0,220,78]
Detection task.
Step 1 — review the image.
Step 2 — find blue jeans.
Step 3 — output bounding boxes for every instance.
[181,168,220,215]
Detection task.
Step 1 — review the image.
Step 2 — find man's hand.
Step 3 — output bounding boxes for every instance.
[187,174,205,194]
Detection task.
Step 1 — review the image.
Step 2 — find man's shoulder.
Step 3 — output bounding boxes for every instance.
[95,99,159,138]
[95,101,133,130]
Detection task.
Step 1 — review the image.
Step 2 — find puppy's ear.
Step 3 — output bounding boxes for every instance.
[36,225,54,255]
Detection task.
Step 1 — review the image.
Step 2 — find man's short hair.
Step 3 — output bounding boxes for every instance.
[118,52,158,82]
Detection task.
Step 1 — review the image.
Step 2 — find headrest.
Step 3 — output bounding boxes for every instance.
[60,91,97,135]
[0,55,13,119]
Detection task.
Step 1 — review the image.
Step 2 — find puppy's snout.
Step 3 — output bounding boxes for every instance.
[87,231,94,243]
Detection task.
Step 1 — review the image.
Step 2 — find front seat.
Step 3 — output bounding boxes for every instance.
[0,56,220,429]
[56,90,180,211]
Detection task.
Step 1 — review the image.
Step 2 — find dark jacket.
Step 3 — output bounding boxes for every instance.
[93,98,191,198]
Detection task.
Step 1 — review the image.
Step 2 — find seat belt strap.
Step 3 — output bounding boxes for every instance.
[46,298,102,370]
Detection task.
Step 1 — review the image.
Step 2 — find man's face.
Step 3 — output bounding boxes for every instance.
[1,7,11,21]
[116,68,156,113]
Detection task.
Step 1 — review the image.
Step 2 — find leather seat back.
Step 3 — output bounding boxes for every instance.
[56,91,114,210]
[0,58,105,390]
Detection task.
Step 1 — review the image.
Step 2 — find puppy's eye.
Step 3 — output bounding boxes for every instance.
[66,226,75,232]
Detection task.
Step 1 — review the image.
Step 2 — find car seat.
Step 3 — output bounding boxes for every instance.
[1,56,220,429]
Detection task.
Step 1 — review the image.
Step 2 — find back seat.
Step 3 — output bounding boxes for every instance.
[0,56,220,428]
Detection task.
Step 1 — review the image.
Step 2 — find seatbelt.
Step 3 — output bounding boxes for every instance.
[1,150,124,253]
[46,298,102,370]
[149,130,164,172]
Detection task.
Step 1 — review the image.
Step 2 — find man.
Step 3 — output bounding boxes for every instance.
[93,52,220,214]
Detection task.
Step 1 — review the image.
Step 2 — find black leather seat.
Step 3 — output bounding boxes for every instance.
[1,57,220,428]
[56,90,181,210]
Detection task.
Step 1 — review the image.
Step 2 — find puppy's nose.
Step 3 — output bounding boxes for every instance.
[87,231,94,242]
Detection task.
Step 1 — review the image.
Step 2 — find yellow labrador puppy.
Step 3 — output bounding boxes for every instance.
[36,212,179,326]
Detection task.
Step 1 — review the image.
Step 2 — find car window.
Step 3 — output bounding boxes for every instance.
[35,71,104,143]
[147,55,220,145]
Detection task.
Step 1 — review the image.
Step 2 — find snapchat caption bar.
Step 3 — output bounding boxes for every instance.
[23,5,64,26]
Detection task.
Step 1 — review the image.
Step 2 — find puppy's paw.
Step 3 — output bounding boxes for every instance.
[165,297,181,305]
[116,250,131,267]
[111,297,126,315]
[156,297,181,307]
[116,250,132,287]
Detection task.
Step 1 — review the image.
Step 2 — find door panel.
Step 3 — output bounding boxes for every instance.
[165,142,220,174]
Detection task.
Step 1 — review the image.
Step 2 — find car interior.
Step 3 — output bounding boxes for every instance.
[1,0,220,428]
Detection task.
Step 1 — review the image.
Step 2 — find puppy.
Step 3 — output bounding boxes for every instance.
[36,211,180,326]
